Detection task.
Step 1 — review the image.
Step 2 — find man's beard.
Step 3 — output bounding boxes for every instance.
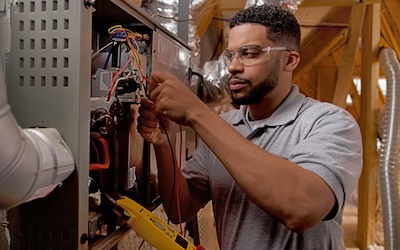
[231,60,280,105]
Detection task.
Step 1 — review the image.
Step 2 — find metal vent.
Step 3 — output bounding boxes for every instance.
[13,0,71,89]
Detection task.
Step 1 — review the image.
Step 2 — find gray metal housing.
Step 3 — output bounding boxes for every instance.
[5,0,192,249]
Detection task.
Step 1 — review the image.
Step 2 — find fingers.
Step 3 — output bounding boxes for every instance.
[148,71,180,97]
[137,112,158,143]
[149,70,176,87]
[149,71,169,94]
[137,98,156,132]
[140,97,155,110]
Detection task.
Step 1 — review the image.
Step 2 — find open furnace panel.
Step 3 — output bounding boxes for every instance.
[6,0,192,249]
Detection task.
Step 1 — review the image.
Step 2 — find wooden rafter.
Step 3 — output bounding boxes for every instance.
[382,0,400,57]
[293,29,346,83]
[195,0,220,38]
[293,7,351,83]
[332,1,367,108]
[301,0,380,8]
[216,0,246,11]
[349,82,361,119]
[332,51,361,119]
[381,9,400,58]
[358,3,381,249]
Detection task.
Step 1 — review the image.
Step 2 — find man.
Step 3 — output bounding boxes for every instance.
[137,4,362,249]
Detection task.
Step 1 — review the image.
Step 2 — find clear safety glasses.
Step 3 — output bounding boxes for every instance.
[222,45,291,66]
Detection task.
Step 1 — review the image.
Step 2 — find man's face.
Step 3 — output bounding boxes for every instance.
[225,24,282,105]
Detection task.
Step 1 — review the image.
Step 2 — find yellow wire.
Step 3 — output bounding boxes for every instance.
[107,25,149,87]
[108,25,122,34]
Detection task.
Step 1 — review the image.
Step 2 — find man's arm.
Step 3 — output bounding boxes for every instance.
[187,106,336,232]
[148,71,338,232]
[137,98,203,223]
[153,140,204,223]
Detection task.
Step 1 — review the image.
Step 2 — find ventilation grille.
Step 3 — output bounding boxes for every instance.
[12,222,70,250]
[13,0,72,88]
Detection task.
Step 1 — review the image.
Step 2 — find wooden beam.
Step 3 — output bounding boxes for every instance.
[332,1,367,108]
[382,0,400,40]
[316,61,337,102]
[216,0,246,11]
[297,70,317,98]
[293,29,346,82]
[332,50,361,119]
[301,0,380,8]
[294,6,352,82]
[357,3,381,249]
[381,9,400,58]
[349,82,361,119]
[195,0,219,38]
[216,0,380,10]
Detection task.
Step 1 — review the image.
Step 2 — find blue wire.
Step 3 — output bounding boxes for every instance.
[103,43,114,69]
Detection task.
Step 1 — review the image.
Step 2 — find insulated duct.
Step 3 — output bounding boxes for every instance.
[378,47,400,250]
[0,1,75,210]
[141,0,202,66]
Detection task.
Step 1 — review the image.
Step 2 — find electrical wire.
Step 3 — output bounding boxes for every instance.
[176,125,184,234]
[110,71,132,98]
[138,239,145,249]
[125,36,150,85]
[91,41,114,59]
[106,25,150,102]
[107,57,132,101]
[105,24,184,236]
[103,43,114,69]
[92,114,112,124]
[90,139,101,163]
[155,117,185,235]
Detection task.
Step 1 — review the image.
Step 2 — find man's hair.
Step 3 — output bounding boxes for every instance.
[229,4,301,51]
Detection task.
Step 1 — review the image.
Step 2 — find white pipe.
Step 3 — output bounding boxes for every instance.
[0,1,75,210]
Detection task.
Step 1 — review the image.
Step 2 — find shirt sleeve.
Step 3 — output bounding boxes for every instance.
[289,105,363,219]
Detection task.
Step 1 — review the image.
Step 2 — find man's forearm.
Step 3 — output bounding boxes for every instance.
[153,138,199,223]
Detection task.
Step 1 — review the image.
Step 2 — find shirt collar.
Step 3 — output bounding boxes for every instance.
[232,84,305,127]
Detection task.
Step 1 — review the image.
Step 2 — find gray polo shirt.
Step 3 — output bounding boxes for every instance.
[182,84,363,249]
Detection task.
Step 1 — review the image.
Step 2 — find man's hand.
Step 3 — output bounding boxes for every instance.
[148,71,204,126]
[137,98,178,145]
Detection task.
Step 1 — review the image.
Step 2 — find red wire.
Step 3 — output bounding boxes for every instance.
[107,58,132,101]
[176,125,183,234]
[90,139,101,163]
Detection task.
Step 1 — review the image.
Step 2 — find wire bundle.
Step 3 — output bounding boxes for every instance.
[106,25,151,101]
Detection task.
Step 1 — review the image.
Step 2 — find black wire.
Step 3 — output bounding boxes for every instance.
[157,117,178,219]
[144,92,178,223]
[138,239,145,249]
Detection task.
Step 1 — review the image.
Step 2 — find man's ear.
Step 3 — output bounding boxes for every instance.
[284,51,300,71]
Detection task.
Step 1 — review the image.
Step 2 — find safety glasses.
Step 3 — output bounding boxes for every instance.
[222,45,291,66]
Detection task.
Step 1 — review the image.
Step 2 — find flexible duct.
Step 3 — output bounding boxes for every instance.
[0,2,75,210]
[379,47,400,250]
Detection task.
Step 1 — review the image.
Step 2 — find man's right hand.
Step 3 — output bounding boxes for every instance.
[137,98,178,145]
